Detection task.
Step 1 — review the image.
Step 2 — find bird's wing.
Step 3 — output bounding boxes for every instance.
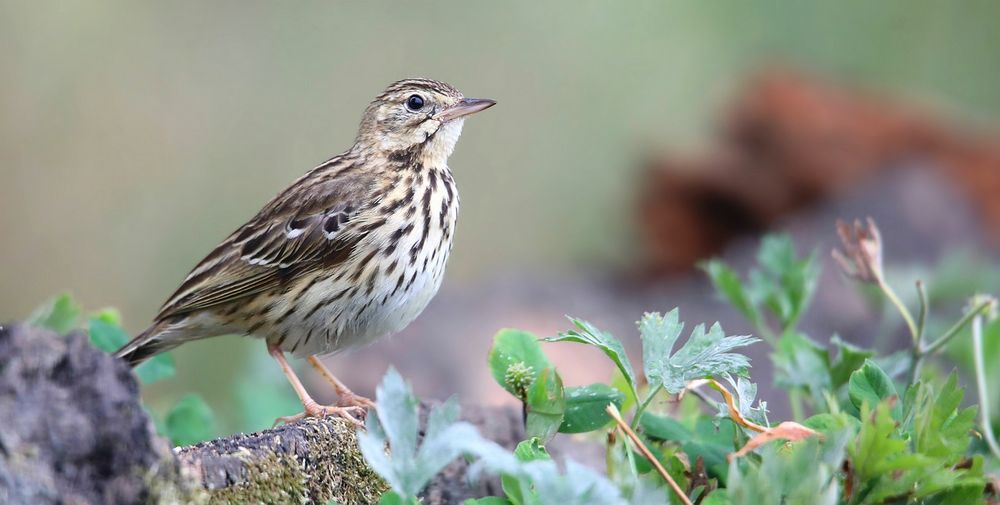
[154,155,378,320]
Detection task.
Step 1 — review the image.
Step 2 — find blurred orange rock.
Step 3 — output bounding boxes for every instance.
[637,69,1000,274]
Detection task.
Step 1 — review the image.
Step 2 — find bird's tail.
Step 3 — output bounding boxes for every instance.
[114,321,178,368]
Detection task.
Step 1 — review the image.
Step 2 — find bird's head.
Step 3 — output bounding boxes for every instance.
[356,78,495,164]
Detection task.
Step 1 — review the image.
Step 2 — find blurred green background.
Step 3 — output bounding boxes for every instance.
[3,1,1000,434]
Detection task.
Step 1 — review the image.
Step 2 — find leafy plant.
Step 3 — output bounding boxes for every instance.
[357,223,997,504]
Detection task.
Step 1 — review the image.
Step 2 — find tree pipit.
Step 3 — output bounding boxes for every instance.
[115,79,495,427]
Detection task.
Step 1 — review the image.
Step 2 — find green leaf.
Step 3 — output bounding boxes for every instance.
[87,318,130,352]
[638,309,758,393]
[28,293,82,335]
[135,353,176,384]
[513,437,550,462]
[502,438,550,505]
[640,413,693,442]
[702,260,760,326]
[463,498,511,505]
[165,394,217,446]
[701,490,731,505]
[545,318,637,395]
[848,359,901,419]
[525,368,565,443]
[772,332,830,404]
[849,402,906,482]
[747,234,819,330]
[913,372,976,461]
[87,317,175,383]
[378,491,411,505]
[489,329,552,399]
[559,384,624,433]
[827,335,874,389]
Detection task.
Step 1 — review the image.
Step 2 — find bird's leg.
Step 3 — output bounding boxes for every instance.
[268,344,364,428]
[307,356,376,410]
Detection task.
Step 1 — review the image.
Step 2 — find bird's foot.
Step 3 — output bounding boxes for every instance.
[273,400,367,429]
[337,392,376,410]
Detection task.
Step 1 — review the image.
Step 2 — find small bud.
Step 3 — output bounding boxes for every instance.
[832,218,884,284]
[966,294,999,322]
[504,362,534,398]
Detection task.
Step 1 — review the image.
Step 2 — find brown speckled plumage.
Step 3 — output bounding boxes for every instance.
[115,78,494,423]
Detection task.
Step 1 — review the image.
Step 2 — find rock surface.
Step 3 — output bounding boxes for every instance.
[0,323,172,505]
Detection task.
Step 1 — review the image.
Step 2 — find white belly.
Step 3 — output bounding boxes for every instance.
[270,175,459,357]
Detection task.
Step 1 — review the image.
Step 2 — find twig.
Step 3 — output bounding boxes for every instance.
[971,315,1000,459]
[606,404,692,505]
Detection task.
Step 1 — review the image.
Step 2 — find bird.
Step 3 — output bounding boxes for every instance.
[115,78,495,426]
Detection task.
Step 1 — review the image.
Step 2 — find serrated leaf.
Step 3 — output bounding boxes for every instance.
[849,402,906,481]
[848,359,901,419]
[749,235,819,329]
[639,309,758,393]
[559,384,624,433]
[525,368,565,443]
[545,318,637,396]
[359,367,510,500]
[28,293,81,335]
[165,393,216,446]
[489,329,552,398]
[913,372,976,461]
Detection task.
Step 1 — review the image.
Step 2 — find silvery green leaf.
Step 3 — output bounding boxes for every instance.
[638,309,758,393]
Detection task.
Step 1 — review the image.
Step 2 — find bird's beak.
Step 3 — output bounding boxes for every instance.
[434,98,496,122]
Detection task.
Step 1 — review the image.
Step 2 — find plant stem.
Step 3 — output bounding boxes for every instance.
[971,315,1000,459]
[915,280,928,342]
[922,301,991,356]
[607,405,693,505]
[789,389,805,422]
[908,300,992,386]
[878,277,918,346]
[630,383,663,429]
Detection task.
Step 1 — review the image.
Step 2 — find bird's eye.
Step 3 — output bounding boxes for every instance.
[405,94,425,111]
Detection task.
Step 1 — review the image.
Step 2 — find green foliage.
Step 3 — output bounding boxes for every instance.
[560,384,624,433]
[28,293,82,335]
[848,360,901,419]
[703,234,819,335]
[489,329,553,398]
[639,309,758,394]
[165,394,217,446]
[524,368,565,443]
[545,319,638,397]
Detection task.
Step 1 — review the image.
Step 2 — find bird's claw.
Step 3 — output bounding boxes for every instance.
[337,393,376,410]
[272,403,367,429]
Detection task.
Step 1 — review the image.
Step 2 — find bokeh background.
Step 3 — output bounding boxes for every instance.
[3,1,1000,435]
